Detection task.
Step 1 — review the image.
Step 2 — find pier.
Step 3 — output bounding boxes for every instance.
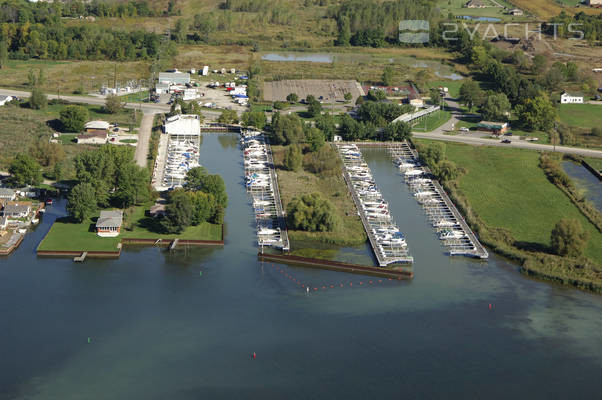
[336,144,413,267]
[388,141,488,259]
[241,130,290,252]
[73,252,87,262]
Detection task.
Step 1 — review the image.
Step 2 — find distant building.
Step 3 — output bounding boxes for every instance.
[0,216,7,230]
[410,98,424,107]
[464,0,486,8]
[587,0,602,6]
[0,95,13,106]
[0,188,16,201]
[560,91,584,104]
[76,132,108,145]
[2,202,32,219]
[164,114,201,139]
[158,72,191,85]
[477,121,509,134]
[202,66,209,76]
[85,120,110,134]
[508,8,523,16]
[96,210,123,237]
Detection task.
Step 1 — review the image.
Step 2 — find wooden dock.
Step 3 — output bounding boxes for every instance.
[73,252,87,262]
[265,140,290,251]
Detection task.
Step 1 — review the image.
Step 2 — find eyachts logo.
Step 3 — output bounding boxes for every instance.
[399,20,430,44]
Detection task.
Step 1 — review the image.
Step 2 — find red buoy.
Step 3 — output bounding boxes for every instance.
[252,352,256,360]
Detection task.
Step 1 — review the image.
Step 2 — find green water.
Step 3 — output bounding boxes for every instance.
[1,135,601,399]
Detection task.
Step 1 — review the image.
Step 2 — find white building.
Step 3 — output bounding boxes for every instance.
[0,95,13,106]
[165,114,201,138]
[76,132,108,145]
[158,71,191,85]
[560,91,584,104]
[202,66,209,76]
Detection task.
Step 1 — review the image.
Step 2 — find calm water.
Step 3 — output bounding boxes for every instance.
[1,135,601,399]
[563,161,602,212]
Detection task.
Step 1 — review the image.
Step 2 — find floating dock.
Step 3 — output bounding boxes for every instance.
[241,130,290,252]
[336,144,413,267]
[388,141,488,259]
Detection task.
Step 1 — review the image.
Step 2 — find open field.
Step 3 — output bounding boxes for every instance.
[272,145,367,247]
[38,206,222,252]
[437,0,531,21]
[412,110,452,132]
[0,59,150,95]
[507,0,602,19]
[263,79,362,103]
[584,157,602,171]
[427,80,465,98]
[558,104,602,130]
[425,141,602,263]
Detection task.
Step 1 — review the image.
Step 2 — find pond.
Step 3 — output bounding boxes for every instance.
[458,15,502,22]
[562,160,602,212]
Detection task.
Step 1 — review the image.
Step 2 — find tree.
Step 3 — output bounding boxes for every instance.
[60,105,89,132]
[532,54,547,74]
[382,121,411,141]
[105,94,124,114]
[162,189,194,233]
[419,142,446,168]
[314,113,336,141]
[217,109,238,124]
[382,65,394,86]
[113,164,151,208]
[29,139,65,167]
[283,144,302,171]
[188,191,218,225]
[592,127,602,138]
[515,94,557,132]
[29,86,47,110]
[241,111,267,130]
[307,96,323,117]
[185,167,228,208]
[8,154,42,186]
[550,218,589,257]
[480,93,510,121]
[433,160,462,182]
[367,89,386,101]
[66,183,97,223]
[429,88,442,106]
[459,81,482,111]
[270,113,304,145]
[304,145,342,176]
[344,92,353,103]
[304,127,325,152]
[286,93,298,103]
[287,193,337,232]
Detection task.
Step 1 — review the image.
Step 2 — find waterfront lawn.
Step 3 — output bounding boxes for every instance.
[583,157,602,172]
[272,145,367,247]
[38,206,222,252]
[426,140,602,263]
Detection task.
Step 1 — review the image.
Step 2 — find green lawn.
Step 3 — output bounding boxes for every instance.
[558,104,602,130]
[427,141,602,264]
[38,206,222,252]
[427,80,464,98]
[412,110,451,132]
[584,157,602,171]
[119,90,150,103]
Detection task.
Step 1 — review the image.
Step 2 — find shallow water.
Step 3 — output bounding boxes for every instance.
[1,135,601,399]
[562,161,602,212]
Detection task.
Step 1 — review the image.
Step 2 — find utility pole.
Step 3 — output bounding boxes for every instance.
[114,63,117,89]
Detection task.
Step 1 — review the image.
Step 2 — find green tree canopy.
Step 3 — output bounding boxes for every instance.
[241,111,267,130]
[185,167,228,208]
[286,93,298,103]
[382,121,411,142]
[515,93,557,132]
[286,193,337,232]
[459,80,482,111]
[8,154,42,186]
[283,144,303,171]
[480,93,511,122]
[29,86,47,110]
[162,189,194,234]
[550,218,589,257]
[270,112,304,145]
[104,94,124,114]
[304,127,325,152]
[67,182,97,223]
[217,109,238,124]
[60,105,89,132]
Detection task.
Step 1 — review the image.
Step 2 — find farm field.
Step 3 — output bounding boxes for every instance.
[557,104,602,130]
[426,140,602,263]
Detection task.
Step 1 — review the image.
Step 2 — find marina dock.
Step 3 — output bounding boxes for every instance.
[388,141,488,259]
[241,130,290,252]
[336,144,413,267]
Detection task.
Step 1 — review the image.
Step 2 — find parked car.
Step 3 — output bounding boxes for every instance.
[459,127,469,132]
[501,139,511,144]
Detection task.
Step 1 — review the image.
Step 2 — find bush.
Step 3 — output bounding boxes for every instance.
[104,94,124,114]
[60,105,89,132]
[551,218,589,257]
[29,86,47,110]
[287,193,337,232]
[283,144,302,171]
[303,145,342,176]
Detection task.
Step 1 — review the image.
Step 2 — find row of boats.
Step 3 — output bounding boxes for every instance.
[338,144,413,265]
[241,130,288,249]
[390,143,480,255]
[162,139,201,188]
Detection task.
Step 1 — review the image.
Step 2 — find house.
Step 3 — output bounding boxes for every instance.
[587,0,602,6]
[155,82,171,94]
[560,91,583,104]
[158,71,191,85]
[85,120,110,134]
[0,188,16,201]
[410,98,424,107]
[77,132,108,144]
[96,210,123,237]
[477,121,509,135]
[464,0,486,8]
[508,8,523,16]
[2,202,32,219]
[0,95,13,106]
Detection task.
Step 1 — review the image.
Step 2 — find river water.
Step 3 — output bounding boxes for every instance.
[1,135,601,399]
[562,161,602,212]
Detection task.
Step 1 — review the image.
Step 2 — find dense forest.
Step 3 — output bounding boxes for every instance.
[545,12,602,43]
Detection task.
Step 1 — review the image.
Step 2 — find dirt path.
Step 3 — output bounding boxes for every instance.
[134,113,155,168]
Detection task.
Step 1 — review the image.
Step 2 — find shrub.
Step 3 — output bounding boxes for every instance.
[287,193,337,232]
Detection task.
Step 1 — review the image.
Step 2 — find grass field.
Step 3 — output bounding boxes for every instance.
[437,0,531,21]
[427,80,465,98]
[558,104,602,129]
[38,206,222,252]
[584,157,602,171]
[424,141,602,263]
[508,0,601,19]
[412,110,451,132]
[272,145,367,247]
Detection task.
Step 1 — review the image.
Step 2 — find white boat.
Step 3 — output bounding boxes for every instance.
[434,219,456,228]
[414,191,436,198]
[258,227,280,235]
[440,230,466,240]
[405,169,423,176]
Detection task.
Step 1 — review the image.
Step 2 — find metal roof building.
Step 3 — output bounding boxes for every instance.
[158,72,191,85]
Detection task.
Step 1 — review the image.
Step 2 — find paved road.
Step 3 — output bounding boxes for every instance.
[416,98,602,159]
[134,113,156,167]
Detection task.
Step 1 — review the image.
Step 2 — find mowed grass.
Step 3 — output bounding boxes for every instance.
[558,104,602,130]
[38,206,222,252]
[422,140,602,263]
[584,157,602,171]
[272,145,367,246]
[508,0,601,19]
[412,109,451,132]
[427,80,464,98]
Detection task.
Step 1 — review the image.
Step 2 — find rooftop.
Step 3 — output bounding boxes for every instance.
[165,114,201,136]
[85,120,111,130]
[96,210,123,229]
